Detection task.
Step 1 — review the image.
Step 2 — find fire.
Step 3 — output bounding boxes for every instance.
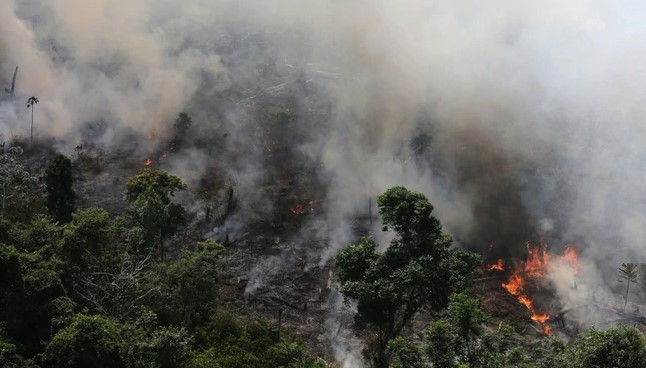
[500,242,552,335]
[558,246,580,275]
[487,259,504,271]
[496,242,582,335]
[290,200,322,215]
[144,159,153,166]
[523,241,551,278]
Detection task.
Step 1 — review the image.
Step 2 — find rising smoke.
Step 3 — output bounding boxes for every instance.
[2,0,646,364]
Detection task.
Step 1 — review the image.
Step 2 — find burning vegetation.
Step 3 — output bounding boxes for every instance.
[486,242,581,335]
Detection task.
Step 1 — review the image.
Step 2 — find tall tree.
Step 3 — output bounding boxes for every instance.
[125,169,187,261]
[45,154,75,224]
[618,263,639,309]
[26,96,38,143]
[335,186,480,368]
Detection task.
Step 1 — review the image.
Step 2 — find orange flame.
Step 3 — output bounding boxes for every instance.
[501,242,552,335]
[499,242,581,335]
[558,246,580,276]
[488,259,504,271]
[144,159,153,167]
[290,200,322,215]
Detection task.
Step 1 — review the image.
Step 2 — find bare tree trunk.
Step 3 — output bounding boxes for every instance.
[1,180,6,220]
[30,106,34,143]
[624,281,631,309]
[160,234,165,262]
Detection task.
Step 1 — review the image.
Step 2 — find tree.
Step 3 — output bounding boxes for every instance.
[155,240,224,329]
[125,169,187,261]
[567,325,646,368]
[426,319,457,368]
[26,97,39,143]
[125,168,187,205]
[447,293,487,364]
[335,186,480,368]
[618,263,639,309]
[75,253,159,321]
[386,337,426,368]
[0,147,44,221]
[41,314,144,368]
[0,330,33,368]
[45,154,75,224]
[0,243,64,356]
[173,112,192,138]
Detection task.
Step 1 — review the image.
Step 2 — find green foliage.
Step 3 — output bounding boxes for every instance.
[194,314,329,368]
[526,336,568,368]
[336,186,480,368]
[426,319,457,368]
[8,215,62,253]
[0,146,45,222]
[45,154,75,224]
[147,326,194,368]
[155,240,224,328]
[42,314,196,368]
[125,168,187,205]
[0,330,33,368]
[386,337,425,368]
[61,208,112,273]
[42,314,144,368]
[566,325,646,368]
[447,293,487,363]
[0,243,64,355]
[125,170,188,261]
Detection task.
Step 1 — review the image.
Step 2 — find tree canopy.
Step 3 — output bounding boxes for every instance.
[336,186,480,368]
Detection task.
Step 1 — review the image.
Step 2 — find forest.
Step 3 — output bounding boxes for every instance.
[2,1,646,367]
[0,143,644,367]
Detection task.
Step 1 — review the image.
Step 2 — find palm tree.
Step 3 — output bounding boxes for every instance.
[27,96,39,142]
[618,263,639,309]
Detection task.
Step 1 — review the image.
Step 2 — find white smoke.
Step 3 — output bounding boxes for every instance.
[3,0,646,365]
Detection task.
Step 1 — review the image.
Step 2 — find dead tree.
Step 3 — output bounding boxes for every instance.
[4,66,18,98]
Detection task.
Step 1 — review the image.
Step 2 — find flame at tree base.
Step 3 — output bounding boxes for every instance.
[494,242,579,335]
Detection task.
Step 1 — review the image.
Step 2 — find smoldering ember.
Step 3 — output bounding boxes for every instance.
[1,1,645,368]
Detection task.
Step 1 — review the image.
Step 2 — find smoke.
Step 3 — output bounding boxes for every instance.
[3,0,646,364]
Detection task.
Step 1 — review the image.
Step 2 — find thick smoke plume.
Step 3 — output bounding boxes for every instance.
[3,0,646,364]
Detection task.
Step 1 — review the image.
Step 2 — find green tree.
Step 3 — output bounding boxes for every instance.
[60,208,111,274]
[0,330,33,368]
[336,186,480,368]
[447,293,487,364]
[41,314,143,368]
[156,240,224,329]
[125,169,187,261]
[0,243,64,356]
[0,147,44,222]
[45,154,75,224]
[125,168,187,205]
[618,263,639,309]
[193,315,331,368]
[426,319,457,368]
[386,337,425,368]
[566,325,646,368]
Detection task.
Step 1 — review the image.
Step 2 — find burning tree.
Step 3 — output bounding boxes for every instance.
[618,262,639,309]
[335,186,480,368]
